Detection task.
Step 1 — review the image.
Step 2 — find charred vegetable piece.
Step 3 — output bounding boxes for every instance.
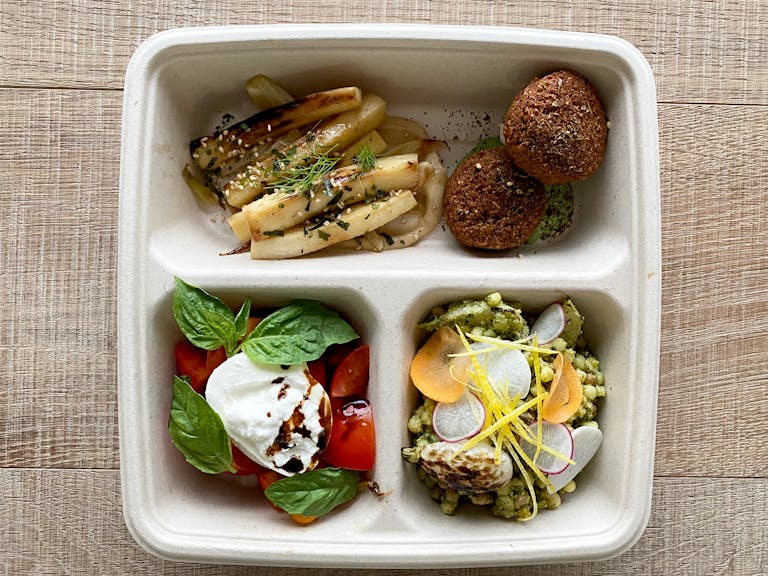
[190,86,363,174]
[224,93,387,207]
[242,154,418,240]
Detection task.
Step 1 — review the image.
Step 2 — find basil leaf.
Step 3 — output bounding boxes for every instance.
[264,468,360,517]
[233,297,252,342]
[242,300,358,365]
[168,376,235,474]
[172,277,237,353]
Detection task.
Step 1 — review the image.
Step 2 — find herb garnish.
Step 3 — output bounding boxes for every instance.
[168,376,236,474]
[353,142,377,173]
[264,468,360,517]
[240,299,357,365]
[173,278,250,357]
[173,278,357,365]
[268,148,339,196]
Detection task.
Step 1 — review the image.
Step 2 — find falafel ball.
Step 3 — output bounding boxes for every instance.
[503,70,608,185]
[444,147,546,250]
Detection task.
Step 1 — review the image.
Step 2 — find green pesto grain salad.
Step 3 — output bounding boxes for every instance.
[402,293,605,520]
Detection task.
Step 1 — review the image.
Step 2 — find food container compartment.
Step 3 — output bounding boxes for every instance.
[118,24,660,567]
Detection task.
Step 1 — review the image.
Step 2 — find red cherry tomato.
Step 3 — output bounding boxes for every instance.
[307,357,327,387]
[229,444,267,476]
[325,341,358,373]
[322,399,375,471]
[330,345,369,398]
[174,341,212,393]
[206,346,227,373]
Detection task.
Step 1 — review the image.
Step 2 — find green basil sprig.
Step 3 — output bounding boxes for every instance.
[172,278,358,365]
[172,277,250,357]
[242,299,358,365]
[264,468,360,517]
[168,376,235,474]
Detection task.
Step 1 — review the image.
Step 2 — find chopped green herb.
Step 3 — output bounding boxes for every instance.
[328,191,344,206]
[264,230,285,237]
[382,232,394,246]
[322,177,334,197]
[337,220,350,230]
[318,230,330,241]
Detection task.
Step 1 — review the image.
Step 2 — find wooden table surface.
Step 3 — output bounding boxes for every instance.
[2,1,766,574]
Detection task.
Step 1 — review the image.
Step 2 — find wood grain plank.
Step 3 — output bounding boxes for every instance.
[2,89,767,478]
[656,103,768,477]
[0,88,121,468]
[0,470,765,575]
[1,0,767,104]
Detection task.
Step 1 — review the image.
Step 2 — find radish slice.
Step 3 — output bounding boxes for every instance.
[531,302,566,344]
[547,426,603,493]
[520,421,574,474]
[432,391,486,443]
[469,343,531,401]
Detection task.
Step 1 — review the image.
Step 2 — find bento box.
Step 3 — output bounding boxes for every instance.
[117,23,660,568]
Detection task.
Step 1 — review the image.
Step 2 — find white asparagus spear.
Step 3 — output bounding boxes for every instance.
[225,93,387,207]
[191,86,361,173]
[242,154,419,240]
[250,190,417,260]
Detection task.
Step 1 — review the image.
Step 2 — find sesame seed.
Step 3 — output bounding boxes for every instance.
[218,146,225,153]
[475,163,482,169]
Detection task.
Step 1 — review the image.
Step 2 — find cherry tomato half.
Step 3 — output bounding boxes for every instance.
[325,341,359,373]
[229,444,266,476]
[175,341,212,393]
[330,345,369,398]
[322,398,375,471]
[307,357,327,387]
[206,346,227,373]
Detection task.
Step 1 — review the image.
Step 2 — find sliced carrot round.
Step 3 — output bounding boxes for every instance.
[410,327,469,402]
[541,353,583,423]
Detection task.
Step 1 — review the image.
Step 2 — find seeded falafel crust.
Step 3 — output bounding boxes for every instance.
[503,70,608,185]
[443,147,546,250]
